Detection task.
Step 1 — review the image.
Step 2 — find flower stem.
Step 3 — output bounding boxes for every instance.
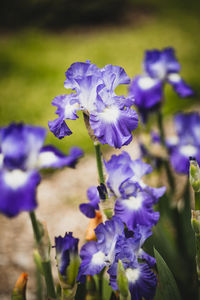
[157,110,166,147]
[29,211,42,243]
[42,261,57,299]
[94,143,105,184]
[29,211,57,299]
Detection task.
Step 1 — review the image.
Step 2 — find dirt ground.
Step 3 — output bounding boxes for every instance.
[0,142,141,300]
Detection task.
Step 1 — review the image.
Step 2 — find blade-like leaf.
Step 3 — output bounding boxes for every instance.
[154,248,181,300]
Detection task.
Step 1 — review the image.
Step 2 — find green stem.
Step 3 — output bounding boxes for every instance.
[42,261,57,299]
[195,192,200,210]
[29,211,57,299]
[94,143,105,184]
[29,211,42,243]
[157,110,166,147]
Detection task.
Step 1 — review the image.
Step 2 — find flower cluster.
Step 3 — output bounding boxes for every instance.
[129,47,194,122]
[167,112,200,174]
[0,123,83,217]
[104,151,166,231]
[78,216,157,300]
[77,152,165,297]
[49,61,139,148]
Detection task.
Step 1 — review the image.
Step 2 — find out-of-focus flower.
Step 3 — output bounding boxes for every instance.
[49,61,138,148]
[55,232,79,285]
[78,217,157,299]
[0,123,83,217]
[167,113,200,174]
[129,47,194,122]
[104,152,165,231]
[12,273,28,300]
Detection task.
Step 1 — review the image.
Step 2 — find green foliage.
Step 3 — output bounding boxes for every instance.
[154,248,181,300]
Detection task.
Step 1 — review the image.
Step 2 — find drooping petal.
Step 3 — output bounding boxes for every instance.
[38,146,83,169]
[169,144,200,174]
[174,113,200,145]
[0,169,40,217]
[167,73,195,98]
[114,191,160,231]
[126,263,157,300]
[77,241,106,280]
[129,75,163,109]
[1,123,46,170]
[48,117,72,139]
[90,99,138,148]
[51,94,80,120]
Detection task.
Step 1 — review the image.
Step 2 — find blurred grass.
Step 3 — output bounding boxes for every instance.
[0,0,199,154]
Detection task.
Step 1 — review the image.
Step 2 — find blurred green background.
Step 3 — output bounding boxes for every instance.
[0,0,199,154]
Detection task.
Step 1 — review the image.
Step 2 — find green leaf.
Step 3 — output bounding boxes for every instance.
[154,248,181,300]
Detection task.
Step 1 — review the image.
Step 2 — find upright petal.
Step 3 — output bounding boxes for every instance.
[101,64,130,91]
[64,61,100,90]
[0,123,46,170]
[144,47,180,79]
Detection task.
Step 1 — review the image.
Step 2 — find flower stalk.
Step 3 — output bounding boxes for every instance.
[29,211,57,299]
[94,143,105,185]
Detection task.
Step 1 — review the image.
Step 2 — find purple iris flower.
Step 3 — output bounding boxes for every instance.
[49,61,138,148]
[104,152,165,231]
[129,47,194,123]
[167,112,200,174]
[55,232,79,277]
[78,217,157,299]
[0,123,83,217]
[79,186,100,218]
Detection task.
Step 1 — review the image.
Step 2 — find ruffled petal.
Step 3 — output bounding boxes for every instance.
[78,241,106,279]
[37,146,83,169]
[64,61,100,91]
[114,192,160,231]
[51,94,80,120]
[104,152,134,197]
[101,64,130,91]
[90,102,138,148]
[0,169,40,217]
[127,263,157,300]
[95,216,125,258]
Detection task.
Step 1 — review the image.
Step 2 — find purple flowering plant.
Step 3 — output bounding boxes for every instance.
[49,61,139,149]
[129,47,194,123]
[1,50,199,300]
